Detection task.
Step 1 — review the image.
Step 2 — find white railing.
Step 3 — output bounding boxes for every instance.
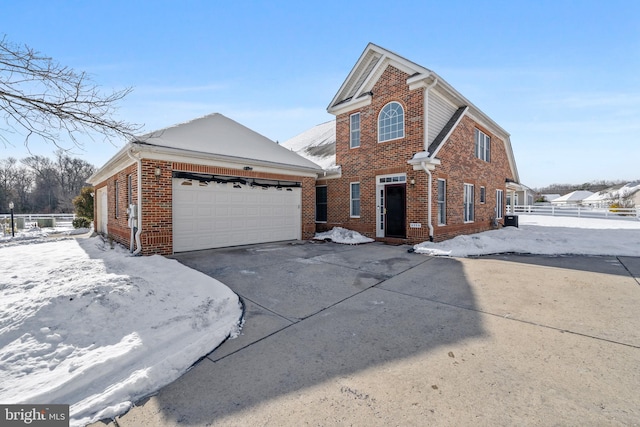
[0,213,76,230]
[507,205,639,220]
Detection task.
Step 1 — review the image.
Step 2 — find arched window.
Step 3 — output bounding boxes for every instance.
[378,101,404,142]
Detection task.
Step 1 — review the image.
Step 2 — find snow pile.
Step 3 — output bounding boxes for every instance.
[0,236,243,426]
[314,227,374,245]
[414,215,640,257]
[0,226,49,243]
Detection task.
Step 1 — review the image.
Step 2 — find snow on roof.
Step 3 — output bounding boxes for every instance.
[551,190,594,203]
[137,113,321,171]
[280,120,336,170]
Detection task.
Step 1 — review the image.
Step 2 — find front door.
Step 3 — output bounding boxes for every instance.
[385,184,406,238]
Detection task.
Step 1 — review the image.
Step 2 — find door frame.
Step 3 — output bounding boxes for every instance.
[96,186,108,234]
[375,173,407,238]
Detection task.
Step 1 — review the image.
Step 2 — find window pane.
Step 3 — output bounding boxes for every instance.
[378,102,404,142]
[438,179,446,225]
[316,186,327,222]
[351,183,360,217]
[350,113,360,148]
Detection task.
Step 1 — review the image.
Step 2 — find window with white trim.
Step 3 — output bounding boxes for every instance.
[378,101,404,142]
[350,113,361,148]
[464,183,474,223]
[496,189,504,219]
[114,180,119,218]
[437,179,446,225]
[480,186,486,204]
[474,129,490,162]
[350,182,361,217]
[127,174,133,207]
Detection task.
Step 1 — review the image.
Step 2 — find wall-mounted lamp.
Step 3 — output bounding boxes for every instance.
[154,168,161,177]
[410,178,416,185]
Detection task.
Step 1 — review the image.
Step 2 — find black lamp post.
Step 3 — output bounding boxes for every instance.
[9,202,14,237]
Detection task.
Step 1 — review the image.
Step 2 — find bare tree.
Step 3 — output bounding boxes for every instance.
[0,36,140,149]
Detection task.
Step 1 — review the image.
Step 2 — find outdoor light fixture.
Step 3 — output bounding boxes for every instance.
[8,201,14,237]
[410,178,416,185]
[154,168,161,177]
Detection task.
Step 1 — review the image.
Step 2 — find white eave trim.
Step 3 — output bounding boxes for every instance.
[327,94,372,116]
[407,153,441,171]
[136,143,320,176]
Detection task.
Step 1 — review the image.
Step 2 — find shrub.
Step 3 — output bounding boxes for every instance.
[73,186,95,220]
[72,217,92,229]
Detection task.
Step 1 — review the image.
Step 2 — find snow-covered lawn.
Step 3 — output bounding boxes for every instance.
[0,234,243,426]
[2,215,639,425]
[414,214,640,257]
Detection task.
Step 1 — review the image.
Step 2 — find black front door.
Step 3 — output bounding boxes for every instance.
[385,184,406,238]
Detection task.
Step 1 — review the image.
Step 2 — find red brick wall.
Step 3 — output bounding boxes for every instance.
[140,160,173,255]
[93,163,138,249]
[93,160,316,255]
[432,116,513,241]
[328,65,426,240]
[326,64,514,244]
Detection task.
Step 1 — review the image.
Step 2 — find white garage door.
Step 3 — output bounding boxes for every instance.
[173,178,302,252]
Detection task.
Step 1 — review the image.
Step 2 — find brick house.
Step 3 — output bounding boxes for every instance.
[87,113,321,255]
[283,43,522,244]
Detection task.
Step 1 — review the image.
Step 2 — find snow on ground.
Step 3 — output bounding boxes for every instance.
[314,227,375,244]
[414,214,640,257]
[0,235,243,426]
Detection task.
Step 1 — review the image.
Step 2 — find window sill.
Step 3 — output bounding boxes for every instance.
[378,136,404,144]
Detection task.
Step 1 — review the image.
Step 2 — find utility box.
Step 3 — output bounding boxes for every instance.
[504,215,519,228]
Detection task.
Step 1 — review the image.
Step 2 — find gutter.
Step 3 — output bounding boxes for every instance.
[408,154,440,242]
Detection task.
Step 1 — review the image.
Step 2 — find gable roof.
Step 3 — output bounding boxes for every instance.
[135,113,321,171]
[328,43,520,183]
[551,190,595,203]
[280,120,337,170]
[88,113,321,185]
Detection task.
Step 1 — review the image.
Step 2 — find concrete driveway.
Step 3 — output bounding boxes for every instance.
[107,241,640,426]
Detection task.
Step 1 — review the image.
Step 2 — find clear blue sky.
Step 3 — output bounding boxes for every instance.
[2,0,638,188]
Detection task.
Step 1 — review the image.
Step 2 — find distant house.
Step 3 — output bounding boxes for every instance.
[506,183,535,207]
[284,43,523,243]
[551,190,594,206]
[583,182,640,208]
[88,113,321,255]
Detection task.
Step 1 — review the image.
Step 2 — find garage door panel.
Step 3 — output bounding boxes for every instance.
[173,178,301,252]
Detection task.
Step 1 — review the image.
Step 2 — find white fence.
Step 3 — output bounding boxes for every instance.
[507,205,639,220]
[0,213,76,229]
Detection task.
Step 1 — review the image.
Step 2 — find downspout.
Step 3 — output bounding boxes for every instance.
[422,76,438,241]
[126,148,143,255]
[421,161,434,242]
